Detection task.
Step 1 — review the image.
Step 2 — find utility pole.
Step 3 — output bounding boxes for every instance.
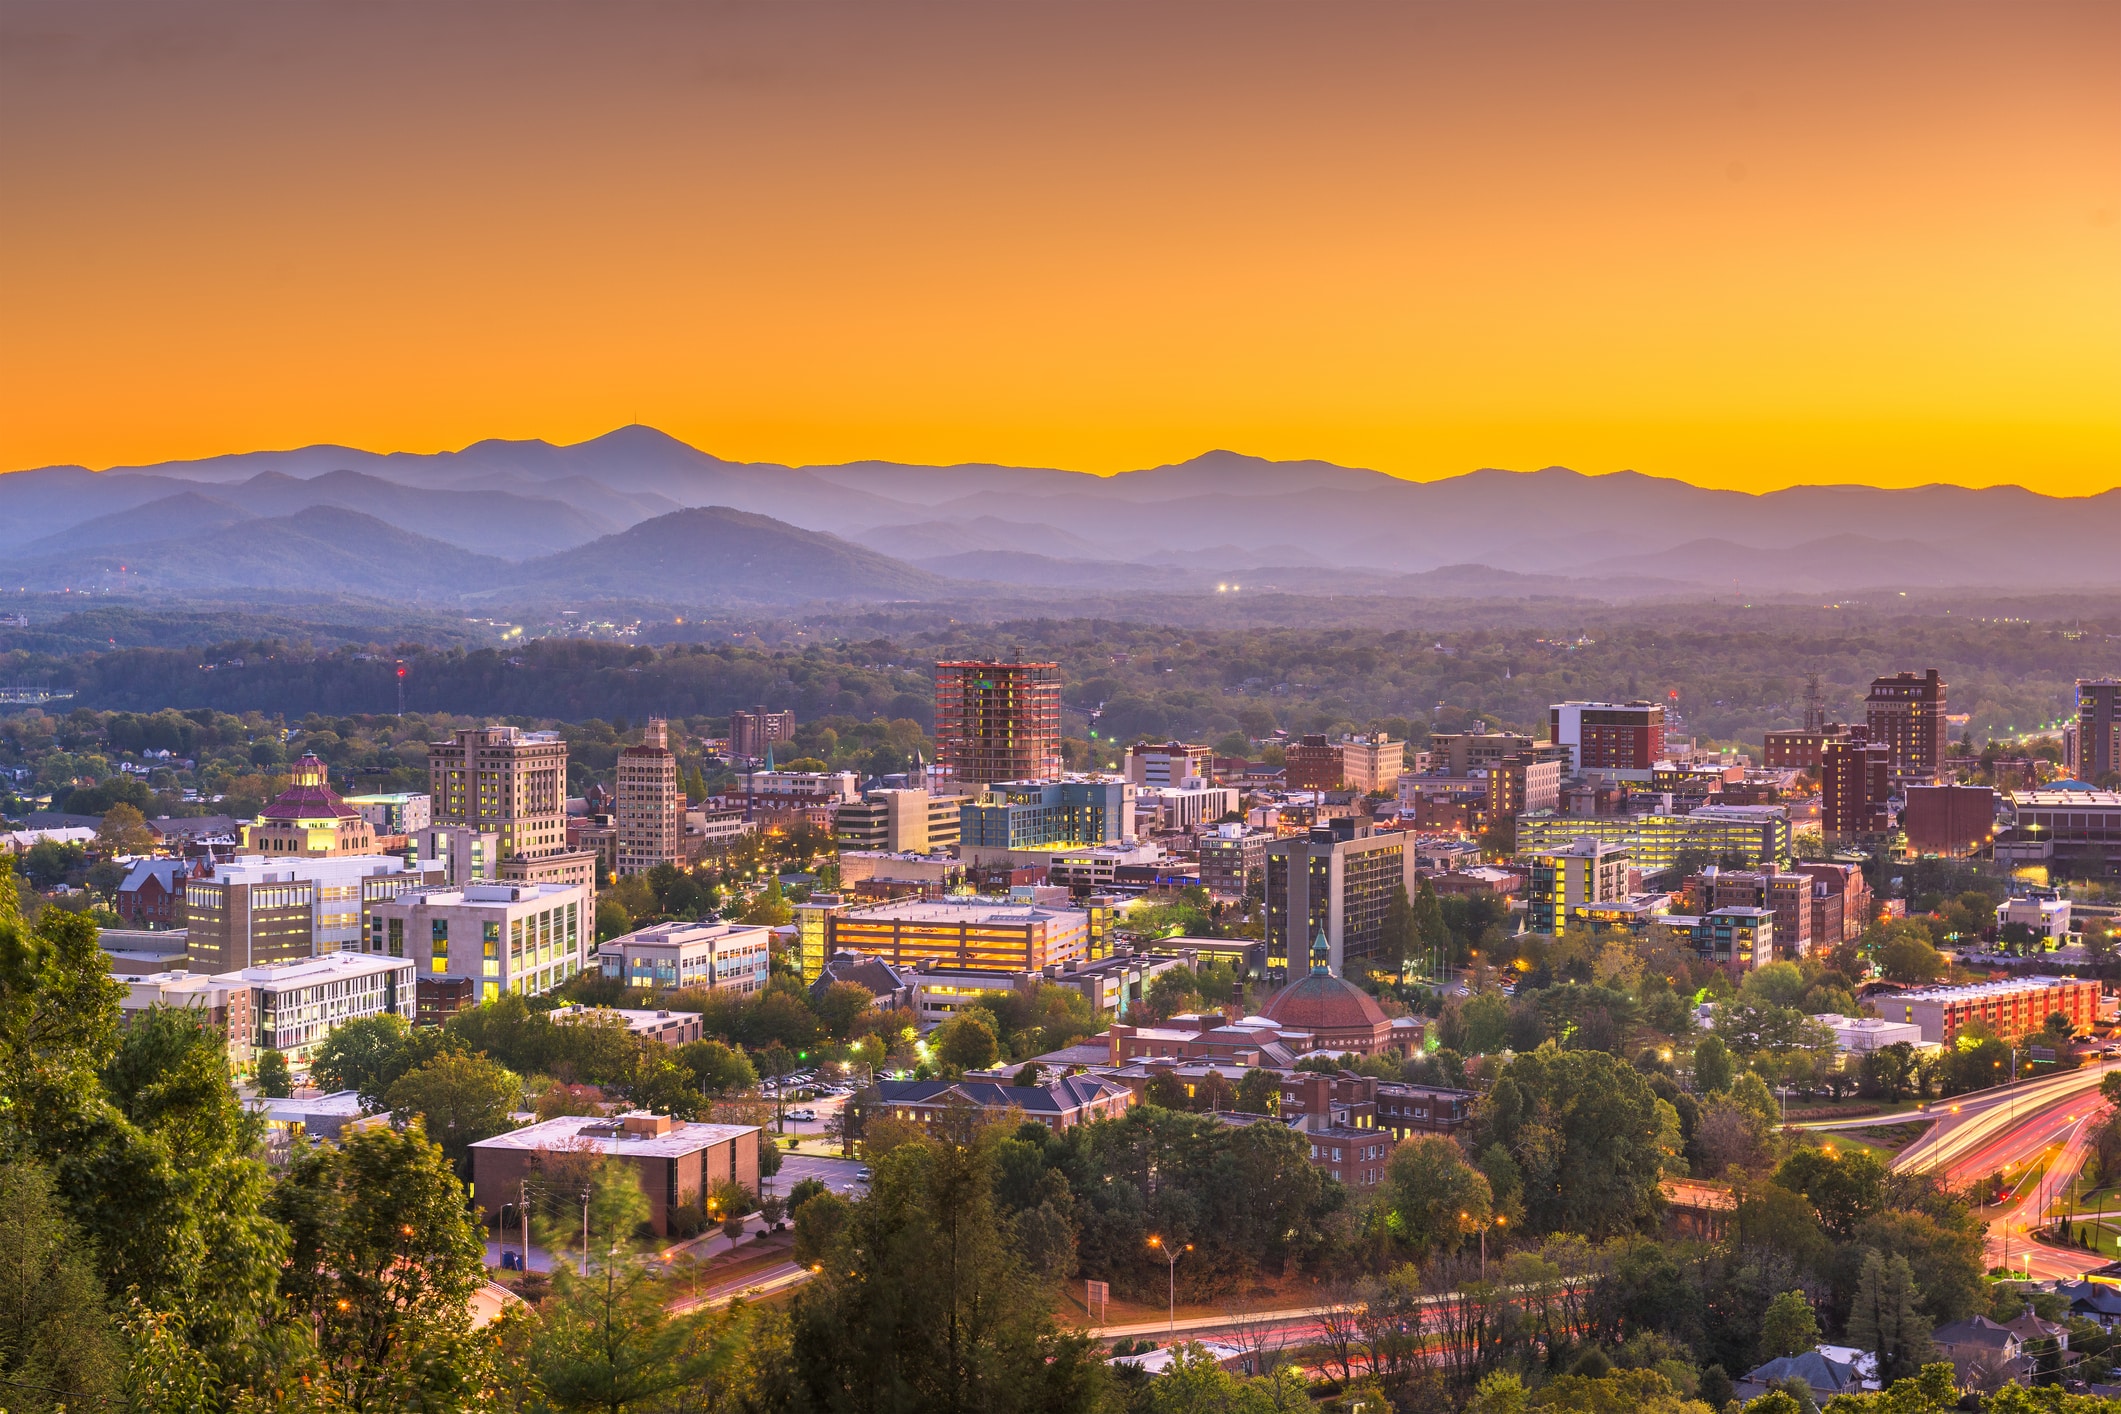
[521,1178,530,1272]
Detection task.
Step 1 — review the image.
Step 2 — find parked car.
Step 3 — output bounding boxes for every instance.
[788,1109,818,1123]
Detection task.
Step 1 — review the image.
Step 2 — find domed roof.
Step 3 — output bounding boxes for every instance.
[1258,970,1389,1034]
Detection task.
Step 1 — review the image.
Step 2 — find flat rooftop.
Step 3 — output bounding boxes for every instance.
[846,897,1084,924]
[2012,790,2121,807]
[471,1114,757,1159]
[1892,977,2094,1003]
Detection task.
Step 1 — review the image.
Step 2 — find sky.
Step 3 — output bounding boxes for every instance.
[2,1,2116,493]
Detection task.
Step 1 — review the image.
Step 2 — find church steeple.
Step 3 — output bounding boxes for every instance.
[1310,928,1331,975]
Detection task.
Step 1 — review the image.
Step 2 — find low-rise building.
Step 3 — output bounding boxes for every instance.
[1198,824,1271,899]
[833,789,967,853]
[122,970,253,1069]
[872,1075,1133,1131]
[1813,1013,1926,1053]
[1997,894,2072,940]
[1525,837,1631,937]
[596,920,772,995]
[470,1112,761,1237]
[959,779,1135,851]
[1884,976,2100,1046]
[364,880,591,1013]
[239,755,382,858]
[115,857,199,929]
[1137,785,1241,834]
[1693,907,1775,978]
[213,952,416,1066]
[344,792,433,835]
[823,895,1091,972]
[548,1004,703,1046]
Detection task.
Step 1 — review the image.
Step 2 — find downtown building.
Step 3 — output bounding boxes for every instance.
[364,879,593,1020]
[428,725,598,893]
[182,853,446,974]
[1262,819,1418,978]
[2073,680,2121,784]
[933,659,1062,786]
[1866,670,1947,788]
[1524,837,1631,937]
[1514,804,1790,874]
[728,706,796,763]
[1821,732,1894,843]
[616,718,685,876]
[1548,700,1664,780]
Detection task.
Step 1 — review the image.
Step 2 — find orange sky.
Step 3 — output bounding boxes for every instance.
[2,1,2115,492]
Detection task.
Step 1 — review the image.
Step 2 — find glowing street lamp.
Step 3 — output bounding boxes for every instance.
[1146,1235,1192,1335]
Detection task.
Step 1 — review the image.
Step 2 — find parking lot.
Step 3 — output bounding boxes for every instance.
[774,1151,870,1199]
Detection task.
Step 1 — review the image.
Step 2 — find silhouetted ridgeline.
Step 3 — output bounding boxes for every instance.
[37,641,936,725]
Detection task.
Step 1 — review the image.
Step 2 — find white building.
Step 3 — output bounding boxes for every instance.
[596,919,771,995]
[1813,1013,1928,1053]
[212,952,416,1065]
[364,880,592,1005]
[1123,741,1214,789]
[409,824,499,885]
[549,1004,703,1046]
[739,770,859,805]
[1137,785,1242,834]
[1997,895,2072,940]
[343,792,433,834]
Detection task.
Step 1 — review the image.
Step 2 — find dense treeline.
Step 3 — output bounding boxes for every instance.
[7,596,2112,745]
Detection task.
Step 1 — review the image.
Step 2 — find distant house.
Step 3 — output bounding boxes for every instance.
[1931,1315,2032,1384]
[810,950,915,1012]
[1732,1348,1878,1403]
[2055,1280,2121,1330]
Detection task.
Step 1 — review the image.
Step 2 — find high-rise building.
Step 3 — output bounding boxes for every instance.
[616,719,684,877]
[1284,735,1345,791]
[1821,735,1893,841]
[1262,819,1417,976]
[429,725,597,893]
[933,660,1062,785]
[2075,680,2121,784]
[730,707,796,762]
[1525,837,1631,937]
[1763,723,1854,771]
[429,725,569,862]
[1548,701,1664,777]
[1865,670,1947,786]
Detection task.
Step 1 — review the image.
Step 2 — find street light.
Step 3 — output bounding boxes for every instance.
[1461,1211,1505,1279]
[1146,1235,1192,1335]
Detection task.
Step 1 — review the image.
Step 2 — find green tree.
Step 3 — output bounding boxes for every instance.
[1877,930,1946,985]
[1461,991,1510,1055]
[0,1158,122,1412]
[934,1009,1001,1073]
[1412,877,1450,975]
[676,1038,757,1097]
[1472,1048,1670,1236]
[785,1129,1109,1412]
[270,1123,489,1410]
[812,980,877,1041]
[1380,1134,1492,1261]
[97,801,159,855]
[384,1051,522,1175]
[1847,1250,1934,1382]
[1234,1068,1281,1115]
[1692,1034,1735,1096]
[1759,1289,1820,1360]
[1382,882,1415,973]
[255,1047,293,1098]
[309,1012,442,1107]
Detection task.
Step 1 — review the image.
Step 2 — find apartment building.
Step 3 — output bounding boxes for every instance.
[1885,976,2099,1046]
[1866,670,1947,787]
[1702,867,1815,958]
[1822,734,1894,841]
[1549,700,1664,778]
[1199,823,1271,898]
[1525,837,1631,937]
[729,706,796,762]
[616,719,685,876]
[1424,726,1538,778]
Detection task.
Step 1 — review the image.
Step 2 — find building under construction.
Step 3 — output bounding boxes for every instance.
[933,659,1062,786]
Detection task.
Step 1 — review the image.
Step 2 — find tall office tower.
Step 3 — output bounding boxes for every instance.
[429,725,569,861]
[1261,818,1417,977]
[1548,700,1664,776]
[2076,680,2121,784]
[933,660,1062,786]
[1821,735,1893,841]
[730,706,796,762]
[1865,670,1947,786]
[615,718,685,877]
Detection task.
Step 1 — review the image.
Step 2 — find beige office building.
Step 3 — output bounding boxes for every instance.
[617,718,684,876]
[429,724,597,893]
[834,788,965,853]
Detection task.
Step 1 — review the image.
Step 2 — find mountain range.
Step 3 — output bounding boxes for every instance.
[3,425,2116,607]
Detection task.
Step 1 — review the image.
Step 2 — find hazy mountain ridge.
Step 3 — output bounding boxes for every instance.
[7,425,2120,598]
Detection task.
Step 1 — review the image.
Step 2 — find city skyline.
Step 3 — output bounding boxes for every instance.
[3,1,2114,493]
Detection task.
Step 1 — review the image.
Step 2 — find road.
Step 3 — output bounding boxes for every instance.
[1890,1059,2116,1281]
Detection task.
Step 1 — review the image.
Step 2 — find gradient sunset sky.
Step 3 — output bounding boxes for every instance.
[3,1,2115,493]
